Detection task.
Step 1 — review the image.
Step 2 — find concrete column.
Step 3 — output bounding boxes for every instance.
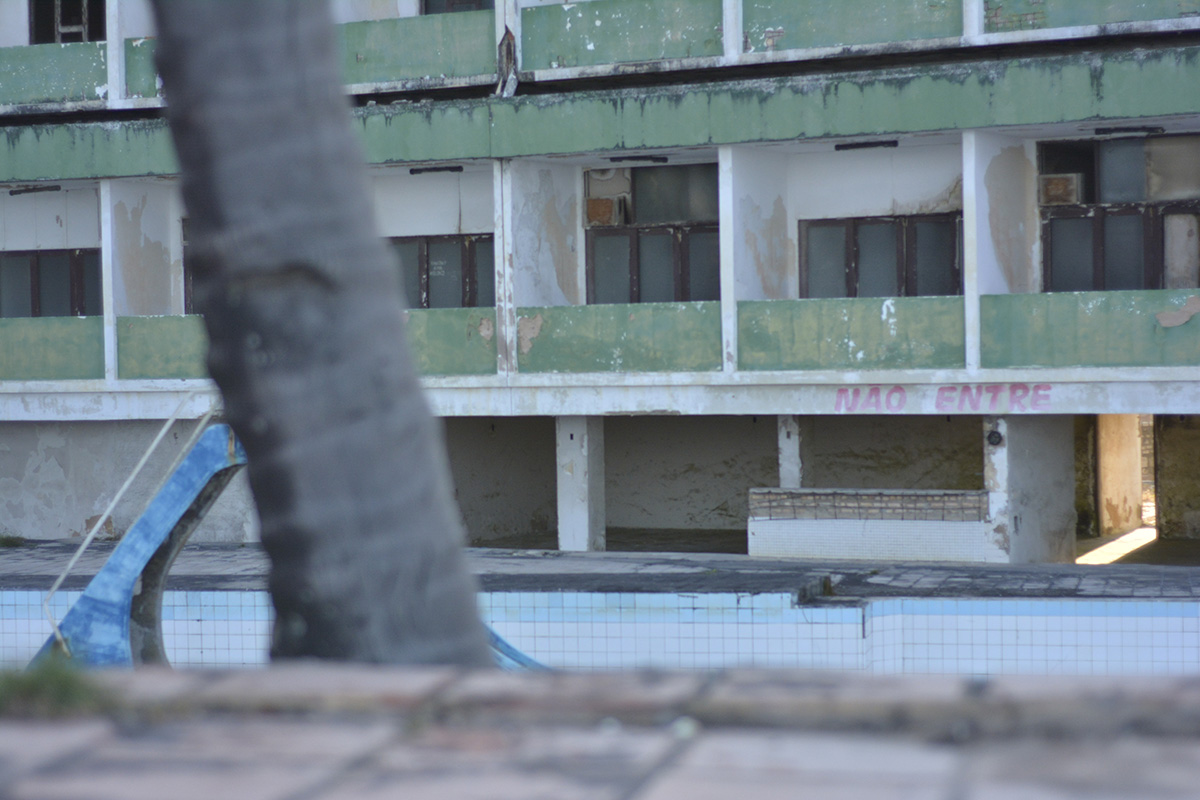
[722,0,744,63]
[556,416,605,551]
[1096,414,1144,537]
[963,0,986,40]
[961,131,983,372]
[493,160,518,375]
[718,145,737,373]
[1155,415,1200,539]
[777,415,801,489]
[105,0,124,106]
[98,181,118,383]
[1003,416,1077,563]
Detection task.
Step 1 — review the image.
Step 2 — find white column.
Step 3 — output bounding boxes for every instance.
[722,0,743,63]
[499,0,520,64]
[718,145,738,373]
[963,0,986,41]
[104,0,124,105]
[556,416,605,551]
[99,180,118,383]
[494,159,518,374]
[961,131,983,373]
[777,415,801,489]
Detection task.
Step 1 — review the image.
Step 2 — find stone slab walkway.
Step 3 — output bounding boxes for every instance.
[5,542,1200,599]
[4,665,1200,799]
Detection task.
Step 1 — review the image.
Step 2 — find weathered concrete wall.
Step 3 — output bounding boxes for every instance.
[0,421,258,542]
[800,415,984,491]
[0,184,100,250]
[744,0,962,52]
[984,0,1200,31]
[0,1,30,48]
[109,179,182,316]
[1155,415,1200,539]
[371,165,493,238]
[510,160,582,306]
[730,147,793,301]
[120,0,158,39]
[974,133,1038,294]
[788,141,962,222]
[1074,415,1098,538]
[605,415,777,531]
[1097,414,1143,537]
[1005,415,1076,562]
[442,416,557,546]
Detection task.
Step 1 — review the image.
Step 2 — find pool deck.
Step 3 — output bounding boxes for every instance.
[4,541,1200,599]
[5,664,1200,798]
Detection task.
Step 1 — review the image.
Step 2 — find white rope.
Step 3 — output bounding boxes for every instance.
[41,390,218,656]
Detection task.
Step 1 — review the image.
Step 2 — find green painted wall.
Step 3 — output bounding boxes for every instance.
[405,308,498,376]
[981,290,1200,368]
[6,46,1200,180]
[124,38,159,98]
[738,297,965,371]
[521,0,723,71]
[743,0,961,52]
[340,11,496,85]
[985,0,1200,31]
[0,42,105,106]
[117,315,208,379]
[516,302,722,373]
[0,317,103,380]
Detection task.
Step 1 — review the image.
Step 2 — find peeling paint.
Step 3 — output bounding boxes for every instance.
[517,312,544,355]
[984,145,1036,292]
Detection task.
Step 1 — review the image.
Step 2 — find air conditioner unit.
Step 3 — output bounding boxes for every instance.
[1039,173,1084,205]
[586,195,630,227]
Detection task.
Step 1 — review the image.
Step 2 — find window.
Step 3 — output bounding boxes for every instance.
[422,0,492,13]
[585,164,721,304]
[799,215,961,298]
[30,0,105,43]
[0,250,101,317]
[390,235,494,309]
[1040,137,1200,291]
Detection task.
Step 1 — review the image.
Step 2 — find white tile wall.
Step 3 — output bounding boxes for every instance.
[4,590,1199,676]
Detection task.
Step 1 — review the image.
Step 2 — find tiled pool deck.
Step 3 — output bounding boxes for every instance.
[5,544,1200,674]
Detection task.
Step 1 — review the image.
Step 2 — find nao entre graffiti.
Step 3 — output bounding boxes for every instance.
[834,383,1053,413]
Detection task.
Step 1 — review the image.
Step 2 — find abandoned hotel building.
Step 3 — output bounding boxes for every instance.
[1,0,1199,564]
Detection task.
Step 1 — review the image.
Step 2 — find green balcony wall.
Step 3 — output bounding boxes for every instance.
[0,317,104,380]
[339,11,496,85]
[984,0,1200,31]
[738,297,966,371]
[516,302,722,373]
[981,290,1200,368]
[404,308,498,376]
[124,38,159,98]
[0,42,105,106]
[117,315,209,379]
[521,0,723,70]
[743,0,961,53]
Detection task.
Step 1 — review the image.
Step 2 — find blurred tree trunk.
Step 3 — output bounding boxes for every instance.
[149,0,491,666]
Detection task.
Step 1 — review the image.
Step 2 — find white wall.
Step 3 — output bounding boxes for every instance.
[1005,415,1076,563]
[789,142,963,221]
[330,0,420,23]
[0,185,100,250]
[970,132,1039,294]
[0,0,29,47]
[371,166,494,238]
[0,420,258,543]
[730,147,793,300]
[509,159,582,306]
[108,179,184,316]
[119,0,157,39]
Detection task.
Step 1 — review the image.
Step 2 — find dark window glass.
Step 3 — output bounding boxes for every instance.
[1098,139,1146,204]
[632,164,719,225]
[1103,214,1145,290]
[1048,217,1095,292]
[637,232,675,303]
[801,216,959,299]
[855,221,899,298]
[422,0,492,13]
[475,240,495,308]
[913,219,958,296]
[804,223,848,299]
[30,0,105,43]
[0,250,102,317]
[592,234,632,304]
[388,235,493,309]
[687,230,721,302]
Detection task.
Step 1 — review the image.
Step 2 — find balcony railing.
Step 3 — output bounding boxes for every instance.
[0,42,106,107]
[0,317,104,380]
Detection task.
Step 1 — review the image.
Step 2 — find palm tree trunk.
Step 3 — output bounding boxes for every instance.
[148,0,492,666]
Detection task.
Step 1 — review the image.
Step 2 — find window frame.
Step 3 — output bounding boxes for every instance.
[0,248,102,317]
[585,223,719,304]
[389,233,494,310]
[798,213,962,299]
[30,0,105,43]
[420,0,492,14]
